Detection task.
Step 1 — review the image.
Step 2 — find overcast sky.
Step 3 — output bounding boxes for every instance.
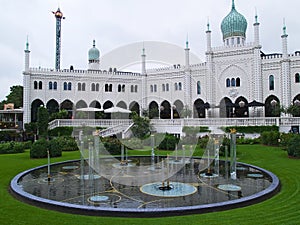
[1,0,300,101]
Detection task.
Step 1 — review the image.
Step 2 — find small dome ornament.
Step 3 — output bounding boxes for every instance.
[88,40,100,61]
[221,0,247,40]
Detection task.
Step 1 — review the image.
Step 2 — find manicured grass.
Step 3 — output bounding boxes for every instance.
[0,145,299,225]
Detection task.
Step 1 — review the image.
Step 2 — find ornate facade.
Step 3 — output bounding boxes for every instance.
[23,0,300,125]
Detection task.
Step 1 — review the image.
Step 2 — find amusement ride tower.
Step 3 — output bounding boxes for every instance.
[52,8,65,70]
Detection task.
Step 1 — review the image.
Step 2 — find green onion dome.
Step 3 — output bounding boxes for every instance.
[221,0,247,40]
[88,40,100,61]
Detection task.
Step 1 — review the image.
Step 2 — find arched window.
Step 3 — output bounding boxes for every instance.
[166,83,169,91]
[154,84,157,92]
[269,75,274,90]
[231,78,236,87]
[162,84,165,92]
[178,82,182,91]
[175,83,178,91]
[38,81,43,90]
[131,85,134,92]
[63,82,67,90]
[118,84,121,92]
[105,84,108,92]
[49,82,53,90]
[236,77,241,87]
[91,83,95,91]
[226,78,230,87]
[34,81,38,89]
[197,81,201,94]
[295,73,300,83]
[135,85,138,92]
[53,82,57,90]
[78,83,82,91]
[68,82,72,90]
[82,83,86,91]
[122,85,125,92]
[109,84,112,92]
[150,85,153,92]
[96,83,99,92]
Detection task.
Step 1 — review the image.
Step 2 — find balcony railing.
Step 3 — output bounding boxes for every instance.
[48,117,300,131]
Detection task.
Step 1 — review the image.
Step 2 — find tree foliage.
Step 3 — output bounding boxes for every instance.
[37,107,49,138]
[0,85,23,109]
[286,104,300,117]
[131,112,151,139]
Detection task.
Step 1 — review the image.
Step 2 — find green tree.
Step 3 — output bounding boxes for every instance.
[131,112,151,139]
[286,104,300,117]
[37,107,49,138]
[0,85,23,109]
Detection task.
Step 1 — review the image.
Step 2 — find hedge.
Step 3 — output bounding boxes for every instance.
[0,141,31,154]
[222,125,279,134]
[30,139,62,158]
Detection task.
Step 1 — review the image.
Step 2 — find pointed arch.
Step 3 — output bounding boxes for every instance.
[149,101,159,119]
[193,99,205,118]
[60,100,73,119]
[46,99,59,115]
[234,96,249,117]
[265,95,280,117]
[31,99,44,122]
[173,100,184,118]
[160,101,171,119]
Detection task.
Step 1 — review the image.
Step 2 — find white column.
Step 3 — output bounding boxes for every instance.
[281,25,291,108]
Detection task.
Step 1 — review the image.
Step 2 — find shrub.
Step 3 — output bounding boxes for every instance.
[236,137,260,145]
[30,139,48,158]
[48,138,62,157]
[48,127,73,137]
[101,137,121,155]
[261,131,280,146]
[158,133,179,150]
[0,141,28,154]
[219,137,231,156]
[122,138,144,150]
[54,137,78,152]
[287,135,300,158]
[30,139,62,158]
[280,133,297,151]
[197,135,209,149]
[222,126,279,134]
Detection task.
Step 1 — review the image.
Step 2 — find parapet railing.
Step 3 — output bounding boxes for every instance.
[48,117,300,130]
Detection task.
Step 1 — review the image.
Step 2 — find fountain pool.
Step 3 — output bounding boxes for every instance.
[10,156,280,217]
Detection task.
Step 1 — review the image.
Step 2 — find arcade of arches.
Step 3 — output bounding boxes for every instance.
[30,95,300,122]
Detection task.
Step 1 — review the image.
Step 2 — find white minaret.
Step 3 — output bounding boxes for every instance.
[252,13,263,116]
[184,38,192,112]
[206,23,215,117]
[23,38,31,126]
[24,37,30,72]
[281,21,291,108]
[141,46,147,115]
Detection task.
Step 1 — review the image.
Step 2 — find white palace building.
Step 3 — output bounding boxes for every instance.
[22,0,300,132]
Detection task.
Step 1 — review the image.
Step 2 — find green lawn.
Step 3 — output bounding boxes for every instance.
[0,145,299,225]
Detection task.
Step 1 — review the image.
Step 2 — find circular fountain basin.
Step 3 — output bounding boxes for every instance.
[10,157,280,217]
[140,182,197,197]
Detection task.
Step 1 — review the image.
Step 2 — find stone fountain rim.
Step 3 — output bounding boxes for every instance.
[9,157,280,218]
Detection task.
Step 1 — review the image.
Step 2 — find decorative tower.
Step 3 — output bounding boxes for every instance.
[52,8,65,70]
[221,0,247,46]
[24,37,30,72]
[205,22,214,117]
[281,21,291,108]
[23,39,31,126]
[184,38,192,113]
[88,40,100,70]
[141,46,147,115]
[252,13,263,116]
